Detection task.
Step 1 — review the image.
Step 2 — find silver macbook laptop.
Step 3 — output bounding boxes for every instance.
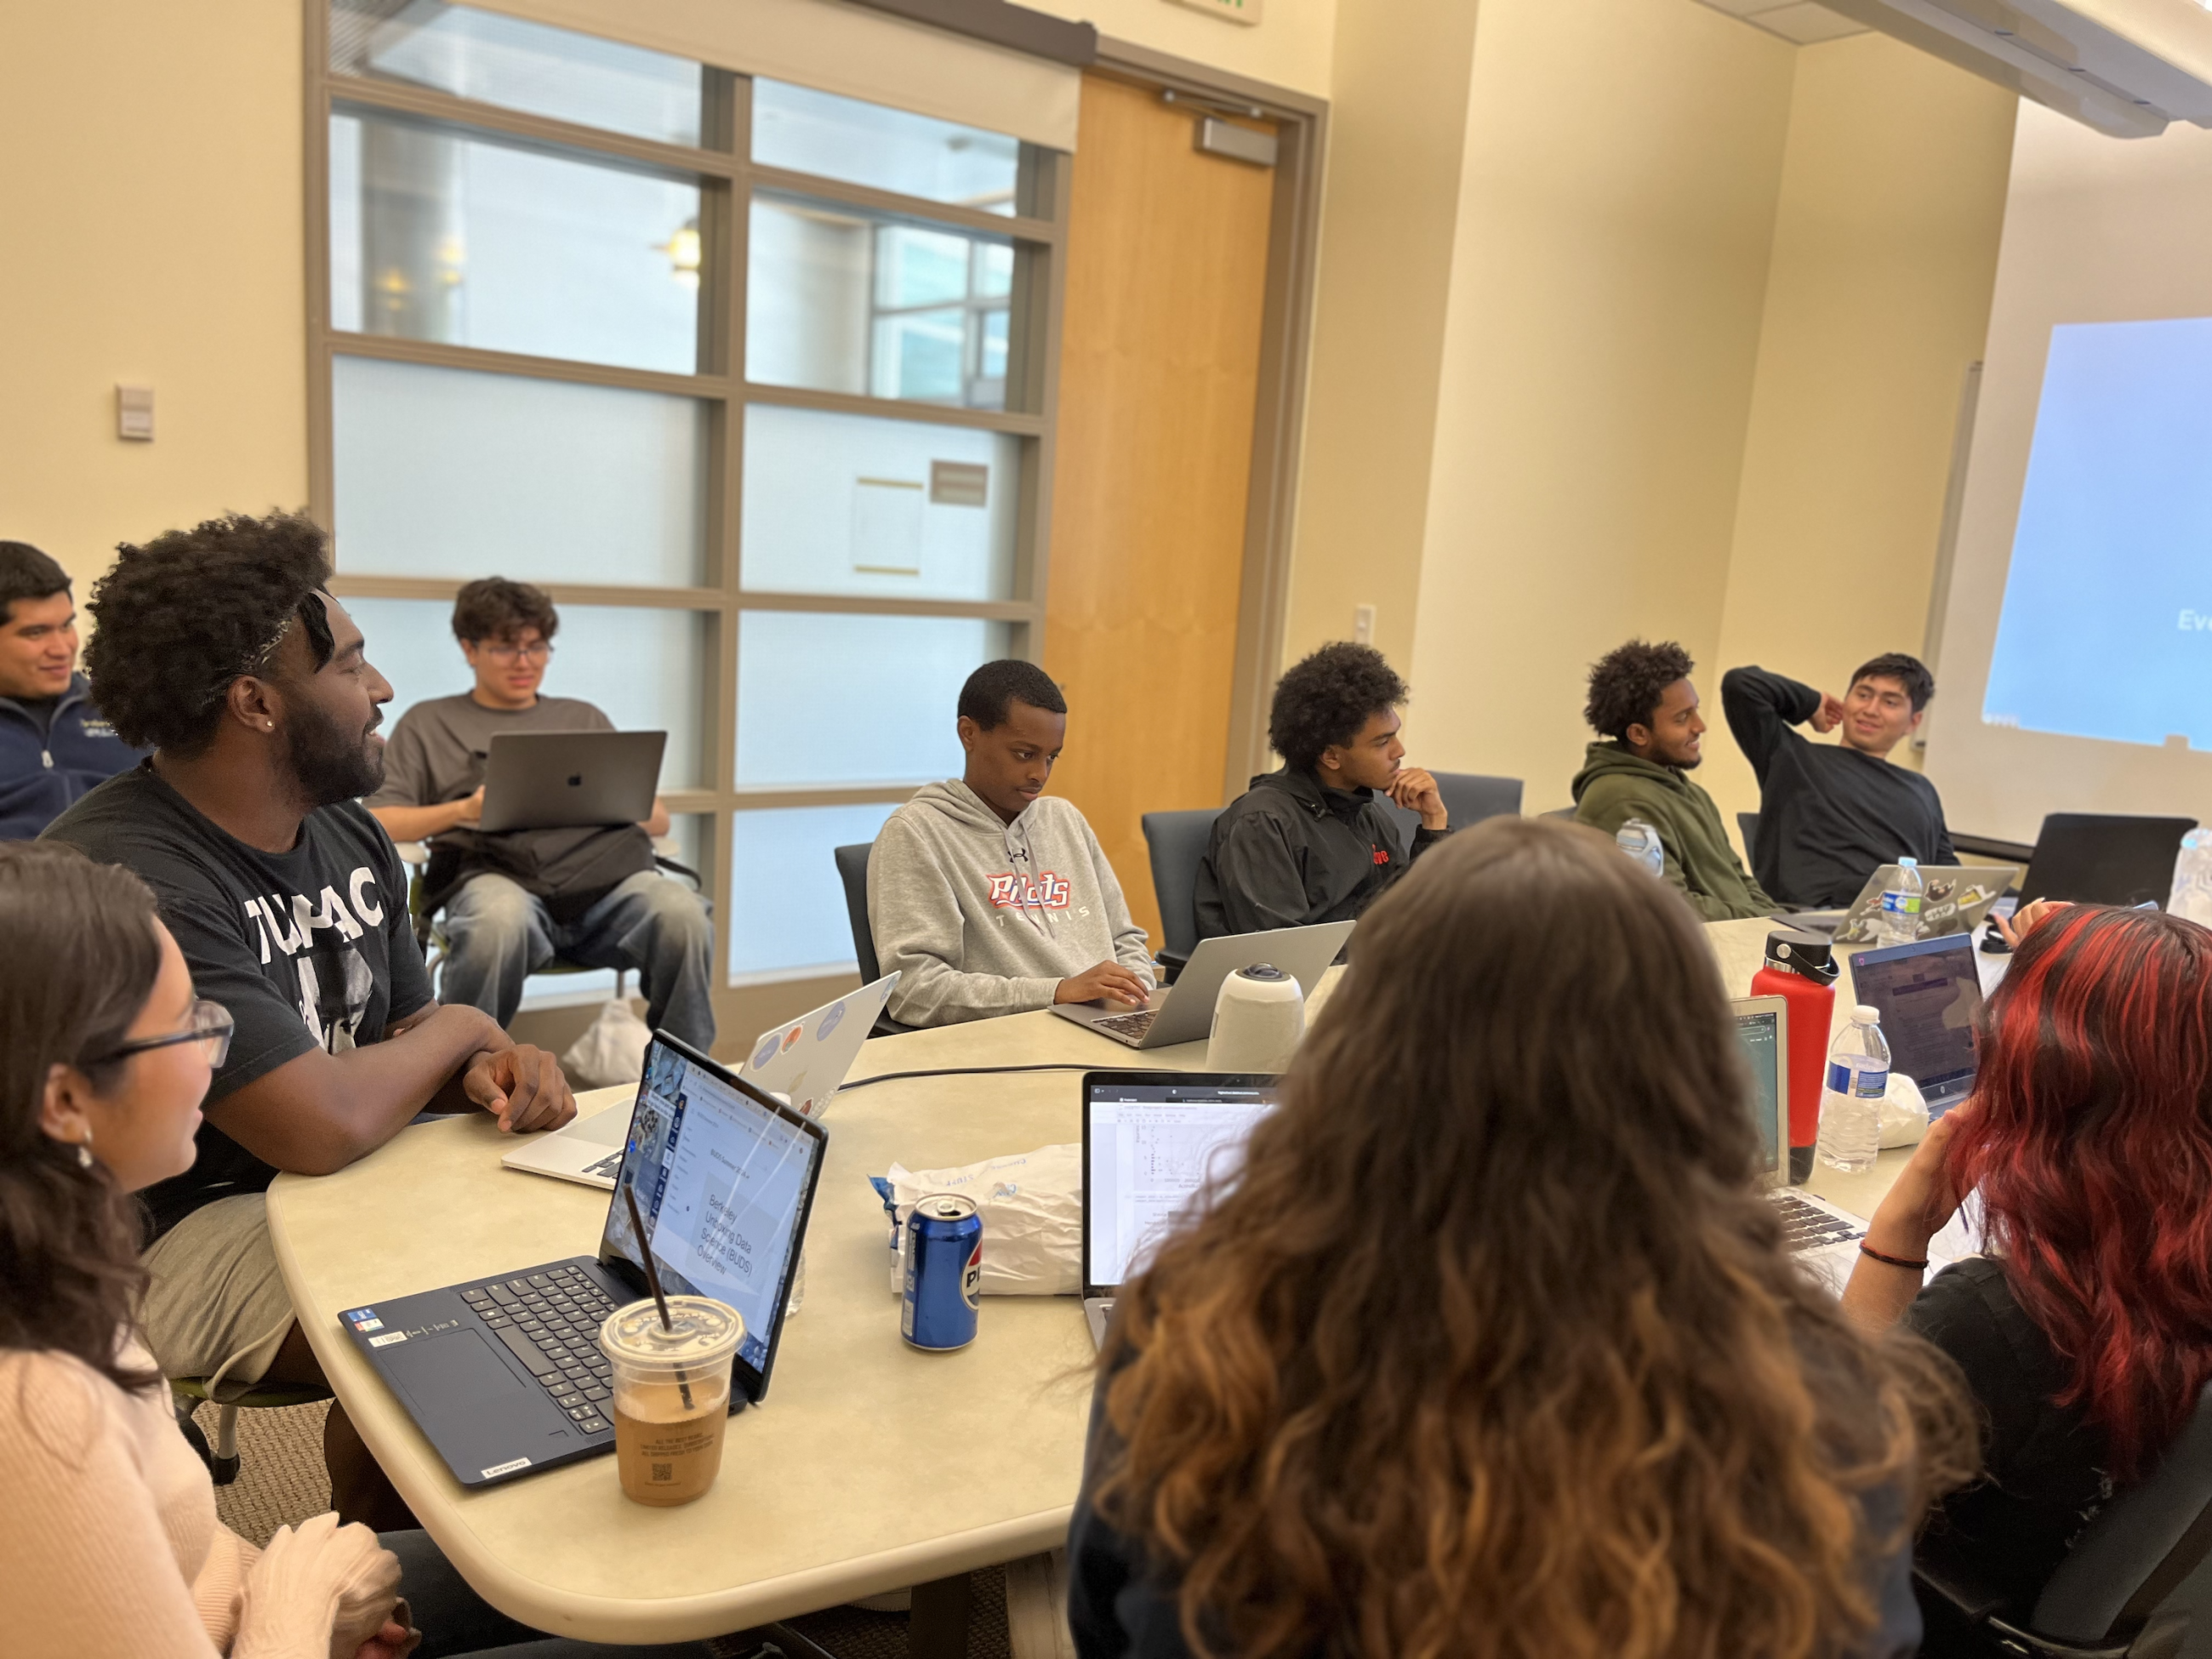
[503,973,897,1189]
[1846,932,1984,1116]
[1051,921,1355,1050]
[1736,995,1957,1292]
[1787,863,2019,945]
[1080,1071,1281,1347]
[476,729,666,834]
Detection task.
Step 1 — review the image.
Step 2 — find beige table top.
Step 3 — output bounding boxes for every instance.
[267,1002,1238,1642]
[269,932,1911,1643]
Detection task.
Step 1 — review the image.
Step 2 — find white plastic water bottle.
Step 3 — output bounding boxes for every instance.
[1616,818,1665,879]
[2170,828,2212,924]
[1871,857,1925,949]
[1816,1005,1890,1175]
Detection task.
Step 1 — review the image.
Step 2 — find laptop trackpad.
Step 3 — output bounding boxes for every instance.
[378,1327,575,1474]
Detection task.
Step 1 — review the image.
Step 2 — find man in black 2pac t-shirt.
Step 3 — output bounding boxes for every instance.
[43,510,574,1526]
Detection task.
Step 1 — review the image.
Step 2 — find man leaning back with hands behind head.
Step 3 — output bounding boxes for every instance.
[41,510,575,1528]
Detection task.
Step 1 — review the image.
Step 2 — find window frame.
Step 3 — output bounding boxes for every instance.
[303,0,1074,1019]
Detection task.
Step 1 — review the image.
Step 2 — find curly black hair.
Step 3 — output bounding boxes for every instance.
[1850,652,1936,712]
[83,511,334,756]
[959,658,1066,729]
[1269,642,1408,772]
[1584,639,1694,740]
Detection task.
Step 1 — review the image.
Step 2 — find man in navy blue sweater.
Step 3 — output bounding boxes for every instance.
[0,541,142,840]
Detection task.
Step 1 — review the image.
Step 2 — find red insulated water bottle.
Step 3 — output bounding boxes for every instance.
[1749,928,1839,1185]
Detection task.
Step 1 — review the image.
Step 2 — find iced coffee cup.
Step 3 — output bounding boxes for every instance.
[599,1296,744,1507]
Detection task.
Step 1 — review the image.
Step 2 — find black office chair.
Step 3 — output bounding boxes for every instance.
[1737,811,1761,863]
[833,842,914,1037]
[1139,808,1222,978]
[1915,1379,2212,1656]
[1377,772,1525,844]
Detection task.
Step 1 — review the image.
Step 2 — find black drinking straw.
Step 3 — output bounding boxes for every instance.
[624,1180,694,1411]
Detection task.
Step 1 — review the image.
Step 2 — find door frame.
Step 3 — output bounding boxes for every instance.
[1086,39,1329,801]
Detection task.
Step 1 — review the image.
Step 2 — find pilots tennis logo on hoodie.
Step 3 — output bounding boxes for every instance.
[986,870,1072,910]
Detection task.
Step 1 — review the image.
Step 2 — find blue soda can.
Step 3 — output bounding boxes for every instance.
[901,1193,983,1350]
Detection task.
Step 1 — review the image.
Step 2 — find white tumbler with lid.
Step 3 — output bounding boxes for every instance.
[1206,963,1305,1073]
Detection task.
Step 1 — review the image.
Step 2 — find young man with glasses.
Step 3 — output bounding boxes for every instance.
[43,514,575,1527]
[366,577,715,1049]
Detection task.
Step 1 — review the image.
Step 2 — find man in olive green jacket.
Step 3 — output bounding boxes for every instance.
[1571,640,1778,921]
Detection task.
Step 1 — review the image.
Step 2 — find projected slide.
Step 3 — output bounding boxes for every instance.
[1984,317,2212,750]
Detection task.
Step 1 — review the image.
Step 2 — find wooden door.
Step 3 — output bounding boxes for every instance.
[1043,73,1279,945]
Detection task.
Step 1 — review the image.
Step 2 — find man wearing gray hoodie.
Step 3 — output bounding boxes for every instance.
[869,659,1155,1028]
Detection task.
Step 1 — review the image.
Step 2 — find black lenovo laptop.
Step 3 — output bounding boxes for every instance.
[2019,813,2195,908]
[341,1033,826,1488]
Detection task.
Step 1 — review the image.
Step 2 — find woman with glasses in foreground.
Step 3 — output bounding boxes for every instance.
[1069,817,1975,1659]
[0,842,711,1658]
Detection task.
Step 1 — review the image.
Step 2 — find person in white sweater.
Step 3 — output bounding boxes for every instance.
[868,660,1154,1028]
[0,842,713,1659]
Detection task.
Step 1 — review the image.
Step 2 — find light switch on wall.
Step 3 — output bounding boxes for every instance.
[1353,604,1376,645]
[117,385,154,442]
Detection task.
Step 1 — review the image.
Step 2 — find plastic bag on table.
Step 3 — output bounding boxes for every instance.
[562,995,651,1089]
[878,1143,1081,1296]
[1878,1072,1930,1149]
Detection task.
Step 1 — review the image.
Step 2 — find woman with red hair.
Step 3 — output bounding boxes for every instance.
[1844,901,2212,1633]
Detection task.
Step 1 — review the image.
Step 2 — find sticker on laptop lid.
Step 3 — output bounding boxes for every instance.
[480,1457,531,1479]
[369,1331,408,1348]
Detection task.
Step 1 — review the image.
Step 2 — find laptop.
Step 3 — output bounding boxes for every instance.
[1050,921,1356,1050]
[2020,813,2196,908]
[1735,995,1958,1293]
[502,973,897,1189]
[342,1033,825,1488]
[1788,863,2019,944]
[476,729,666,834]
[1848,932,1986,1117]
[1079,1071,1281,1347]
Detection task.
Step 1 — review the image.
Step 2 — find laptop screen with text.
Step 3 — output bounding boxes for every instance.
[1084,1077,1279,1293]
[1733,1004,1785,1181]
[1849,934,1984,1108]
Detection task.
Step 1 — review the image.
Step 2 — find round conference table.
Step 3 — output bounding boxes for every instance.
[267,918,1914,1649]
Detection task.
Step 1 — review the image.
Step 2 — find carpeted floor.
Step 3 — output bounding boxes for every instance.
[184,1397,1014,1657]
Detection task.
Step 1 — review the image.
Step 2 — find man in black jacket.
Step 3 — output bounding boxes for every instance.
[1721,654,1955,909]
[1194,642,1448,939]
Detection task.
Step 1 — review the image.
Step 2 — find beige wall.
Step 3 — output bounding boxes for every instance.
[1702,34,2017,834]
[0,1,308,593]
[1277,0,1482,677]
[1404,0,1798,809]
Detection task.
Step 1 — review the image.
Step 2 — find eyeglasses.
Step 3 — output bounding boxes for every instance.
[94,998,235,1068]
[478,640,554,665]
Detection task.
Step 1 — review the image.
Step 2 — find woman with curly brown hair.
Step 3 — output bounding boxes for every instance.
[1069,815,1974,1659]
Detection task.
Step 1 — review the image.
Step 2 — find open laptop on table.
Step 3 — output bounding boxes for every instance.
[476,729,666,833]
[1051,920,1355,1050]
[503,973,897,1189]
[342,1033,824,1488]
[2019,812,2195,908]
[1848,932,1985,1119]
[1080,1071,1281,1347]
[1785,863,2018,944]
[1736,995,1958,1293]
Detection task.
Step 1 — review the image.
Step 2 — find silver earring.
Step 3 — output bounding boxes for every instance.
[77,1132,94,1171]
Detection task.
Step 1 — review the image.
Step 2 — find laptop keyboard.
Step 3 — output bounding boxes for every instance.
[462,1267,620,1437]
[1771,1191,1867,1253]
[1093,1009,1158,1040]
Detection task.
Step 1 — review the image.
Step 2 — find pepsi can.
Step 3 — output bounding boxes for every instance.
[901,1193,982,1350]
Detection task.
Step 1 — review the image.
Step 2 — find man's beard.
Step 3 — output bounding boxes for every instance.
[281,700,384,807]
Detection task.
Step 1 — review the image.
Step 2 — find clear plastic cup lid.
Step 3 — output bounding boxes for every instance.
[600,1296,744,1369]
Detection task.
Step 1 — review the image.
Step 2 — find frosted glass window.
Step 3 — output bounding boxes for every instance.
[729,801,902,978]
[734,613,1010,788]
[334,356,709,587]
[329,0,708,147]
[739,405,1019,601]
[329,111,702,373]
[748,199,1018,409]
[342,597,711,788]
[753,80,1020,214]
